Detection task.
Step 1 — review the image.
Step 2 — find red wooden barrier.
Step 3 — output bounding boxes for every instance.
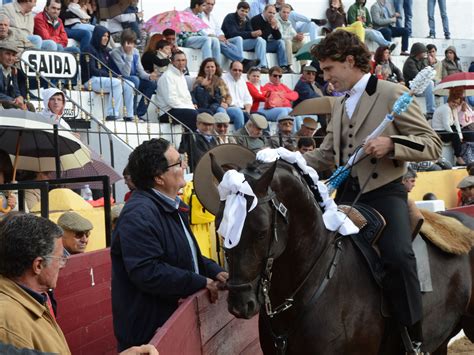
[448,205,474,217]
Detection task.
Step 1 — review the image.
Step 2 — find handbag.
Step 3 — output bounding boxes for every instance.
[264,90,289,109]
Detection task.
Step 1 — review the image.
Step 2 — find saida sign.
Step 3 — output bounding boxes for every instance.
[20,50,78,79]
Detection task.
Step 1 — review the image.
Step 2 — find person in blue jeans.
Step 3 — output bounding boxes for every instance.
[427,0,450,39]
[392,0,412,37]
[110,29,158,121]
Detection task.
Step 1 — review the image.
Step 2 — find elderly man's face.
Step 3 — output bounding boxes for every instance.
[172,53,187,72]
[0,49,17,68]
[48,93,65,115]
[0,19,9,38]
[461,186,474,205]
[62,229,90,254]
[302,70,316,83]
[39,238,66,290]
[215,122,229,135]
[247,122,263,137]
[45,0,61,20]
[278,119,293,135]
[197,121,214,135]
[156,146,187,198]
[402,177,416,193]
[299,125,316,137]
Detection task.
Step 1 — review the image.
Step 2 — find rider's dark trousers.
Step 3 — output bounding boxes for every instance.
[336,176,423,326]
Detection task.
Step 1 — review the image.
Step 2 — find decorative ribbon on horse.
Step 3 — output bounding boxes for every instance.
[256,148,359,236]
[217,170,257,249]
[327,66,436,195]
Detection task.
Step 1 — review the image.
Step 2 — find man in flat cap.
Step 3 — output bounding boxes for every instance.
[294,116,318,138]
[268,115,297,150]
[214,112,236,144]
[458,175,474,206]
[57,212,93,255]
[235,113,268,152]
[179,112,217,171]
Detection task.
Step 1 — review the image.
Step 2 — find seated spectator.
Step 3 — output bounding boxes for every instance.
[162,28,179,53]
[276,4,304,73]
[402,167,417,193]
[33,0,80,53]
[177,0,220,64]
[441,46,463,79]
[246,66,292,121]
[222,60,252,129]
[81,25,135,121]
[370,0,409,55]
[426,44,442,84]
[57,211,93,255]
[155,51,198,131]
[141,36,171,75]
[111,29,158,121]
[250,4,290,73]
[293,65,323,106]
[201,0,258,72]
[235,113,268,152]
[121,0,142,42]
[294,116,318,138]
[61,0,94,51]
[402,42,435,118]
[214,112,236,144]
[274,0,324,41]
[0,14,34,54]
[262,66,298,117]
[297,136,316,154]
[39,88,71,129]
[106,8,143,44]
[221,2,268,73]
[346,0,396,51]
[423,192,438,201]
[0,149,16,217]
[179,112,217,171]
[0,41,34,112]
[326,0,365,41]
[373,45,404,84]
[431,94,466,165]
[457,175,474,206]
[0,0,44,49]
[111,138,226,351]
[268,115,297,150]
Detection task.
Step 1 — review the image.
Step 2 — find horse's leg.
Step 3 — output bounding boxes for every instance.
[461,249,474,342]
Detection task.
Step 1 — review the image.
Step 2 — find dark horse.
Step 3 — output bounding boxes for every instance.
[211,158,474,354]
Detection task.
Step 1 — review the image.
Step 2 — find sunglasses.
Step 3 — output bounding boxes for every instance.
[272,74,283,78]
[216,123,229,128]
[232,68,243,72]
[74,231,90,239]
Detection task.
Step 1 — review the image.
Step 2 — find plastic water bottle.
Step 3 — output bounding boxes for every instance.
[81,185,93,201]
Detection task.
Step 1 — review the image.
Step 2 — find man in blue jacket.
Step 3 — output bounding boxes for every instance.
[111,138,227,352]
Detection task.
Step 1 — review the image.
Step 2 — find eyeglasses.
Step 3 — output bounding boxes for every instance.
[165,154,186,170]
[272,74,282,78]
[74,231,90,239]
[45,255,68,267]
[216,123,229,128]
[304,71,316,75]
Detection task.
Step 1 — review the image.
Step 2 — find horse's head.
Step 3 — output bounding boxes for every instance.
[211,155,291,319]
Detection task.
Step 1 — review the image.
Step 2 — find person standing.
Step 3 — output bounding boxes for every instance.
[427,0,450,39]
[304,30,442,353]
[111,138,227,351]
[392,0,413,37]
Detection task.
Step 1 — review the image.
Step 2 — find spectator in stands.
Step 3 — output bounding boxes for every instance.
[162,28,179,54]
[427,44,442,84]
[269,116,297,150]
[192,58,246,129]
[347,0,397,51]
[111,138,226,351]
[370,0,410,56]
[427,0,450,39]
[457,175,474,206]
[0,15,34,54]
[294,116,318,138]
[121,0,142,43]
[423,192,438,201]
[33,0,80,53]
[111,29,158,121]
[201,0,259,72]
[246,66,292,121]
[297,136,316,154]
[441,46,463,79]
[156,51,198,131]
[250,4,291,73]
[0,149,16,216]
[262,66,299,114]
[235,113,268,152]
[274,0,324,40]
[293,65,323,107]
[0,0,44,50]
[431,94,466,165]
[222,60,252,129]
[178,0,220,64]
[0,41,34,112]
[141,36,171,75]
[373,45,404,84]
[39,88,71,129]
[106,8,143,44]
[402,42,435,118]
[81,25,135,121]
[61,0,94,51]
[179,112,217,171]
[326,0,365,40]
[402,167,417,193]
[392,0,413,37]
[276,4,303,73]
[221,2,268,73]
[57,211,93,255]
[214,112,236,144]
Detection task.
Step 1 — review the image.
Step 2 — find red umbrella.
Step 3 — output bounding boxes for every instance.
[144,10,208,34]
[434,72,474,96]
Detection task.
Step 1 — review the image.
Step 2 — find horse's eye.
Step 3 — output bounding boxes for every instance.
[256,232,267,240]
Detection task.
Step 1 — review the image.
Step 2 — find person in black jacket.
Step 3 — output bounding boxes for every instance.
[250,4,291,73]
[111,138,227,352]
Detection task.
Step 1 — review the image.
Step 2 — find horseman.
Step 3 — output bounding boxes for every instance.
[304,31,442,353]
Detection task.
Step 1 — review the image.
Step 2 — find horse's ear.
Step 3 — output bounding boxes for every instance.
[210,153,224,182]
[254,161,277,195]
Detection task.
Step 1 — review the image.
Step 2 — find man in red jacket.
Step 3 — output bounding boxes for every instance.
[33,0,79,53]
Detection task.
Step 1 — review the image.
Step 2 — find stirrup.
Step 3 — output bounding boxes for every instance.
[401,327,425,354]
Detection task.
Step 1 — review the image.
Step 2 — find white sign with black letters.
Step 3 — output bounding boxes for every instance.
[20,50,78,79]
